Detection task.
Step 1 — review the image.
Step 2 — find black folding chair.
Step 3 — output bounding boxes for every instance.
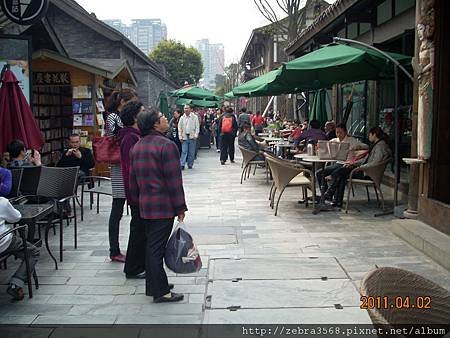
[6,168,23,201]
[22,166,80,261]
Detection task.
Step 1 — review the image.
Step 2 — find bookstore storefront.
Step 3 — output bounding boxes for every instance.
[31,50,137,166]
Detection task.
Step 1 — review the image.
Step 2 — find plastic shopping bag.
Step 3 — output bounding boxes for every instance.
[164,222,202,274]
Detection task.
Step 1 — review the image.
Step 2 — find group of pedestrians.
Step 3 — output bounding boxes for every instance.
[104,90,188,303]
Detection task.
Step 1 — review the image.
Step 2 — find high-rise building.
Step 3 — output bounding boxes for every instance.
[103,19,167,55]
[195,39,225,90]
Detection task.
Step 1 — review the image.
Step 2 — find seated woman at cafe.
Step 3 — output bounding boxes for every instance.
[238,122,267,161]
[322,126,392,208]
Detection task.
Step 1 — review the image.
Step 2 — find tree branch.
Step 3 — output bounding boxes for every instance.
[253,0,277,23]
[260,0,280,23]
[275,0,289,15]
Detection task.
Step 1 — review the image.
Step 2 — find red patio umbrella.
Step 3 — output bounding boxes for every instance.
[0,68,44,152]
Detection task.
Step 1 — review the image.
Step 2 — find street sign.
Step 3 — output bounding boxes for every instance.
[1,0,49,25]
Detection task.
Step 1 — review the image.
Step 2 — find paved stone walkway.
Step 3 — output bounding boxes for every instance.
[1,147,449,325]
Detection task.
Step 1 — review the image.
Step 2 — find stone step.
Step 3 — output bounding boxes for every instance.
[390,219,450,270]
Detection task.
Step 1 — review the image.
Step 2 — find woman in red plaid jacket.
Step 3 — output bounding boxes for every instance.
[129,109,187,303]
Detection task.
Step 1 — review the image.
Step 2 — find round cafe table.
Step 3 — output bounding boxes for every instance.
[294,154,338,214]
[274,142,295,158]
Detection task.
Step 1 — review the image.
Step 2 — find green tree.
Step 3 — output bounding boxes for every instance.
[149,39,203,86]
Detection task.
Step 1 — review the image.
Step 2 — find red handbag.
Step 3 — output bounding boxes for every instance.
[92,136,121,164]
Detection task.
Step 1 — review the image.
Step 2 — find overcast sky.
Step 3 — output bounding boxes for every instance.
[75,0,312,65]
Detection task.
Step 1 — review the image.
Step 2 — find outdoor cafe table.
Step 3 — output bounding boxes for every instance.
[294,154,338,214]
[262,137,282,142]
[12,204,58,269]
[274,142,295,158]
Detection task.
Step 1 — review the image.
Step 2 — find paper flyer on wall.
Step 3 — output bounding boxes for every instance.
[73,114,83,126]
[84,114,94,126]
[73,86,92,99]
[96,114,104,126]
[96,101,105,112]
[96,88,104,99]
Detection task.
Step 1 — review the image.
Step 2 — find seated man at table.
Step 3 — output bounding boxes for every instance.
[293,119,327,148]
[322,126,391,208]
[238,122,266,161]
[57,134,95,178]
[316,123,369,206]
[0,194,40,300]
[6,139,41,168]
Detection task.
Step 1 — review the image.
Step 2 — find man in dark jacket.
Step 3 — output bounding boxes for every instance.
[129,109,187,304]
[57,134,95,177]
[218,107,238,165]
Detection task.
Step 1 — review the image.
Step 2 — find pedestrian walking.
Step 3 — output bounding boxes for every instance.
[212,108,222,152]
[237,107,251,132]
[168,109,183,154]
[178,104,200,170]
[129,109,187,303]
[252,111,266,136]
[219,107,238,165]
[105,88,137,263]
[117,101,145,279]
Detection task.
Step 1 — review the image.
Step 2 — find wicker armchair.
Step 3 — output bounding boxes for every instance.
[265,154,312,216]
[239,146,265,184]
[345,159,390,214]
[361,267,450,329]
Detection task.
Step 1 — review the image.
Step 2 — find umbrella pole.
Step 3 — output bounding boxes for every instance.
[262,96,275,117]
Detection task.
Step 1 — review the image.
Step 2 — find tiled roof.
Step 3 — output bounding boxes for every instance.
[285,0,359,55]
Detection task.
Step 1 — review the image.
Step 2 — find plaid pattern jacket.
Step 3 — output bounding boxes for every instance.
[129,130,187,220]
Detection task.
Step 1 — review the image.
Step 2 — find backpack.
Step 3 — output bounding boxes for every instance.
[221,116,233,134]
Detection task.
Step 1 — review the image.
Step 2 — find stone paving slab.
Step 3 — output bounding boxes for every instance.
[115,314,203,325]
[208,279,360,309]
[32,315,117,325]
[210,257,347,280]
[204,307,372,324]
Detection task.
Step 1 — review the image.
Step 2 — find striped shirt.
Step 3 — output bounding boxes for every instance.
[105,112,125,199]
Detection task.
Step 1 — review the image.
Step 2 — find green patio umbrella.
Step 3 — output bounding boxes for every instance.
[171,86,220,101]
[283,43,411,91]
[158,92,170,118]
[176,97,220,108]
[231,68,290,97]
[224,91,236,99]
[309,89,331,128]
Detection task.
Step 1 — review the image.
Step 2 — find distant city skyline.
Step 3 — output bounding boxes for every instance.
[103,18,167,55]
[195,39,225,90]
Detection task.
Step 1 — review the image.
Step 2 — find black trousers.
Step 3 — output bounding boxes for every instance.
[330,166,364,205]
[108,198,125,257]
[316,163,343,193]
[220,133,235,162]
[143,217,174,299]
[123,205,146,276]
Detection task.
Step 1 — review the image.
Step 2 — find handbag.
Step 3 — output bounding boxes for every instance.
[92,136,120,164]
